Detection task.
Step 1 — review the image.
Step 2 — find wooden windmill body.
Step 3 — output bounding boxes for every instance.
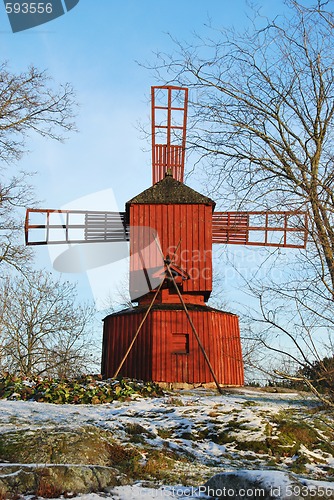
[25,86,307,388]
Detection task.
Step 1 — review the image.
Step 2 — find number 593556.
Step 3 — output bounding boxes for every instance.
[6,3,53,14]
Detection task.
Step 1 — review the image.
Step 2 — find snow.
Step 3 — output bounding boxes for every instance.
[37,485,209,499]
[0,388,333,499]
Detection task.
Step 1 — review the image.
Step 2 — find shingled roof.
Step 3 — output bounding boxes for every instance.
[127,172,215,207]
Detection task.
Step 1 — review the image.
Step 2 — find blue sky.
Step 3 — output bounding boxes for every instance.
[2,0,299,311]
[1,0,293,206]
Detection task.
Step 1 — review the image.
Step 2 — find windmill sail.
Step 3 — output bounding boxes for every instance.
[25,208,129,245]
[151,86,188,184]
[212,211,308,248]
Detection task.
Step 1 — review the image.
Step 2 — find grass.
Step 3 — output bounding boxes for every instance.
[165,396,184,406]
[241,400,257,407]
[269,410,334,457]
[157,428,174,439]
[125,422,154,438]
[108,442,142,472]
[36,469,64,499]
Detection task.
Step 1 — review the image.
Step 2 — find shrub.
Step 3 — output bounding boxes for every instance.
[0,374,163,404]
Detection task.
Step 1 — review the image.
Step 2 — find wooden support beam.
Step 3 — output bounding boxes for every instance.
[112,279,164,379]
[165,262,223,394]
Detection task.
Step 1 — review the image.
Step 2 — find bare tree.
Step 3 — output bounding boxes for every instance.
[149,0,334,401]
[0,172,35,272]
[0,271,97,378]
[0,62,76,273]
[0,63,76,164]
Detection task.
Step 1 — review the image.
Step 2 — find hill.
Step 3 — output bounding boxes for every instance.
[0,386,333,499]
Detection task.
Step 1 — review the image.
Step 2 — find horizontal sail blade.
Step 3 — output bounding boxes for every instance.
[25,208,129,245]
[212,211,307,248]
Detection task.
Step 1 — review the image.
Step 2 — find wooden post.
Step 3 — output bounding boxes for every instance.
[113,279,164,378]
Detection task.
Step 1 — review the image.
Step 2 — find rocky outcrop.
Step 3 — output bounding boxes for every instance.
[0,464,122,497]
[203,470,334,500]
[0,426,137,497]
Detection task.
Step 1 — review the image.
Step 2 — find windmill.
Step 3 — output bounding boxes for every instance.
[25,86,307,390]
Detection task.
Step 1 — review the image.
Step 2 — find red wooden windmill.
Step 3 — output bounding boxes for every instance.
[25,86,307,390]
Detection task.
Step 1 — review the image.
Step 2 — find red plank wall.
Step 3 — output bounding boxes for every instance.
[129,203,213,300]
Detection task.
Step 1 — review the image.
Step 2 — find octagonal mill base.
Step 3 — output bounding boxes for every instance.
[102,304,244,386]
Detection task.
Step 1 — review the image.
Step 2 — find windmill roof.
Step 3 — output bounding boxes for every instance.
[126,173,215,207]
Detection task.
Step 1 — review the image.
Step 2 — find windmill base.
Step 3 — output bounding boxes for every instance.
[157,382,243,390]
[102,304,244,386]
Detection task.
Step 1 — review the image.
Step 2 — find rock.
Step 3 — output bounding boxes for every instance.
[0,464,122,497]
[202,470,334,499]
[0,466,36,496]
[0,426,123,465]
[0,425,141,497]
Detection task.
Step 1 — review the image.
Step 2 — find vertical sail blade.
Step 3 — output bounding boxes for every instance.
[151,86,188,184]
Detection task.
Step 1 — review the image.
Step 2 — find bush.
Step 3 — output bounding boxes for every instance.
[299,356,334,397]
[0,374,163,404]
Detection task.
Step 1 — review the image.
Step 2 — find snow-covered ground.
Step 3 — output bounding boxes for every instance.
[24,484,209,499]
[0,387,333,499]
